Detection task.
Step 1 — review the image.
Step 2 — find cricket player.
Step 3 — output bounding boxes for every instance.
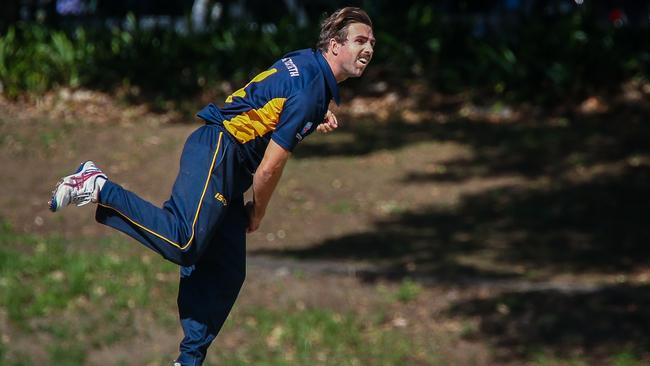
[48,7,374,365]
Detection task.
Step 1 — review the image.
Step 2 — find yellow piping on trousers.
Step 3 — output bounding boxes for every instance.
[98,132,223,250]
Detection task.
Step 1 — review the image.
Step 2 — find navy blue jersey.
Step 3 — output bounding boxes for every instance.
[197,48,340,172]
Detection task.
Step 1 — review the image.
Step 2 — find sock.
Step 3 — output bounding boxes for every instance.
[93,176,107,203]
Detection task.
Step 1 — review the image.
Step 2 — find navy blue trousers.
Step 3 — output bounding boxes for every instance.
[96,124,251,365]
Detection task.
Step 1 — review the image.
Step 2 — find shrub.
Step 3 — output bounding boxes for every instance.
[0,5,648,104]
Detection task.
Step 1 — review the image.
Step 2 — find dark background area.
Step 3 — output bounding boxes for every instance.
[1,0,648,103]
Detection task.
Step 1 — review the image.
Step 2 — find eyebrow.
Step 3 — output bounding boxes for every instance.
[354,35,376,44]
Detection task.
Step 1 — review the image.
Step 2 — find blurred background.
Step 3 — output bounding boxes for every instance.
[1,0,650,365]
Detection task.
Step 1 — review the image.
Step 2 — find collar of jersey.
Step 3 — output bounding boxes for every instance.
[315,50,341,105]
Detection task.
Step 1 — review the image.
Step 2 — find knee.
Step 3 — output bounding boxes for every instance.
[167,247,201,267]
[180,251,201,267]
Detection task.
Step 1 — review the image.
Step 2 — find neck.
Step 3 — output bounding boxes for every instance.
[323,51,347,83]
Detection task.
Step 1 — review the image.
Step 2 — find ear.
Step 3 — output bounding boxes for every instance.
[329,38,339,56]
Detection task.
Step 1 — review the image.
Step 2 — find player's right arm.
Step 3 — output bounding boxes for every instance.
[245,85,320,232]
[246,140,290,233]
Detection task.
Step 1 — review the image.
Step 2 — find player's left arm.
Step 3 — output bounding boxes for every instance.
[246,139,290,233]
[317,110,339,134]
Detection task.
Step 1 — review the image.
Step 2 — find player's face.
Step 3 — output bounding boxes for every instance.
[336,23,375,79]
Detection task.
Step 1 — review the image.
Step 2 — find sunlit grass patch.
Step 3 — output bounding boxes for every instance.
[395,278,423,303]
[0,225,175,323]
[0,221,178,365]
[214,306,418,366]
[375,278,423,304]
[528,350,596,366]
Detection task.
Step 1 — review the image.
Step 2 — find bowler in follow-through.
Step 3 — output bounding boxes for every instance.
[48,7,375,365]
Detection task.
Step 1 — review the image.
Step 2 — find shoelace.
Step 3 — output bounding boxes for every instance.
[66,169,103,189]
[64,170,103,206]
[71,191,93,206]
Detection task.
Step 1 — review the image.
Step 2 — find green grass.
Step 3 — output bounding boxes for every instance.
[0,224,175,323]
[0,220,177,365]
[212,307,418,366]
[612,351,645,366]
[4,219,643,365]
[0,221,432,365]
[395,278,423,303]
[47,342,87,366]
[376,279,423,304]
[527,350,647,366]
[529,352,589,366]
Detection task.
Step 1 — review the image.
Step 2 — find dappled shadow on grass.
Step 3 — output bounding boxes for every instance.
[255,207,521,282]
[250,98,650,362]
[293,118,435,158]
[481,166,650,270]
[255,97,650,279]
[253,164,650,279]
[296,101,650,178]
[449,284,650,362]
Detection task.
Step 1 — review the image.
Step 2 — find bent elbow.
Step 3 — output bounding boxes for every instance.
[258,166,280,182]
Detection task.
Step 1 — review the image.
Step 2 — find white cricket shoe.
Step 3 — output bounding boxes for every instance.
[49,161,107,212]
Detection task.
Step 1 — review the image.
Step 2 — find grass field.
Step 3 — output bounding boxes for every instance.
[1,86,650,365]
[0,222,441,365]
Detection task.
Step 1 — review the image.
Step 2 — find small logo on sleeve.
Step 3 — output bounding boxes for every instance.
[214,192,228,206]
[295,121,313,141]
[301,122,313,134]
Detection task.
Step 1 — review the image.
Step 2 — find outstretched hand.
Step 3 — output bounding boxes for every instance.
[317,110,339,134]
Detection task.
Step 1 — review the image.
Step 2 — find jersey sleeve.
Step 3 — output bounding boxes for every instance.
[271,92,315,152]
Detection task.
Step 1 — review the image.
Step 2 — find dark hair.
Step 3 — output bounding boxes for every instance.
[317,7,372,52]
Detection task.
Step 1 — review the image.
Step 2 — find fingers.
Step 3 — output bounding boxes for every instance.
[324,110,338,128]
[317,123,334,134]
[318,111,339,134]
[328,111,338,128]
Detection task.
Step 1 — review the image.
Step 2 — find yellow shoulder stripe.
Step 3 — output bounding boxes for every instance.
[225,68,278,103]
[223,97,286,144]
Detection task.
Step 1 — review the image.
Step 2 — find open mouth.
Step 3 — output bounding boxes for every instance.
[357,55,371,66]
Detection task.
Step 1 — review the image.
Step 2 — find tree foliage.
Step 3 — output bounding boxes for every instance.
[0,1,648,102]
